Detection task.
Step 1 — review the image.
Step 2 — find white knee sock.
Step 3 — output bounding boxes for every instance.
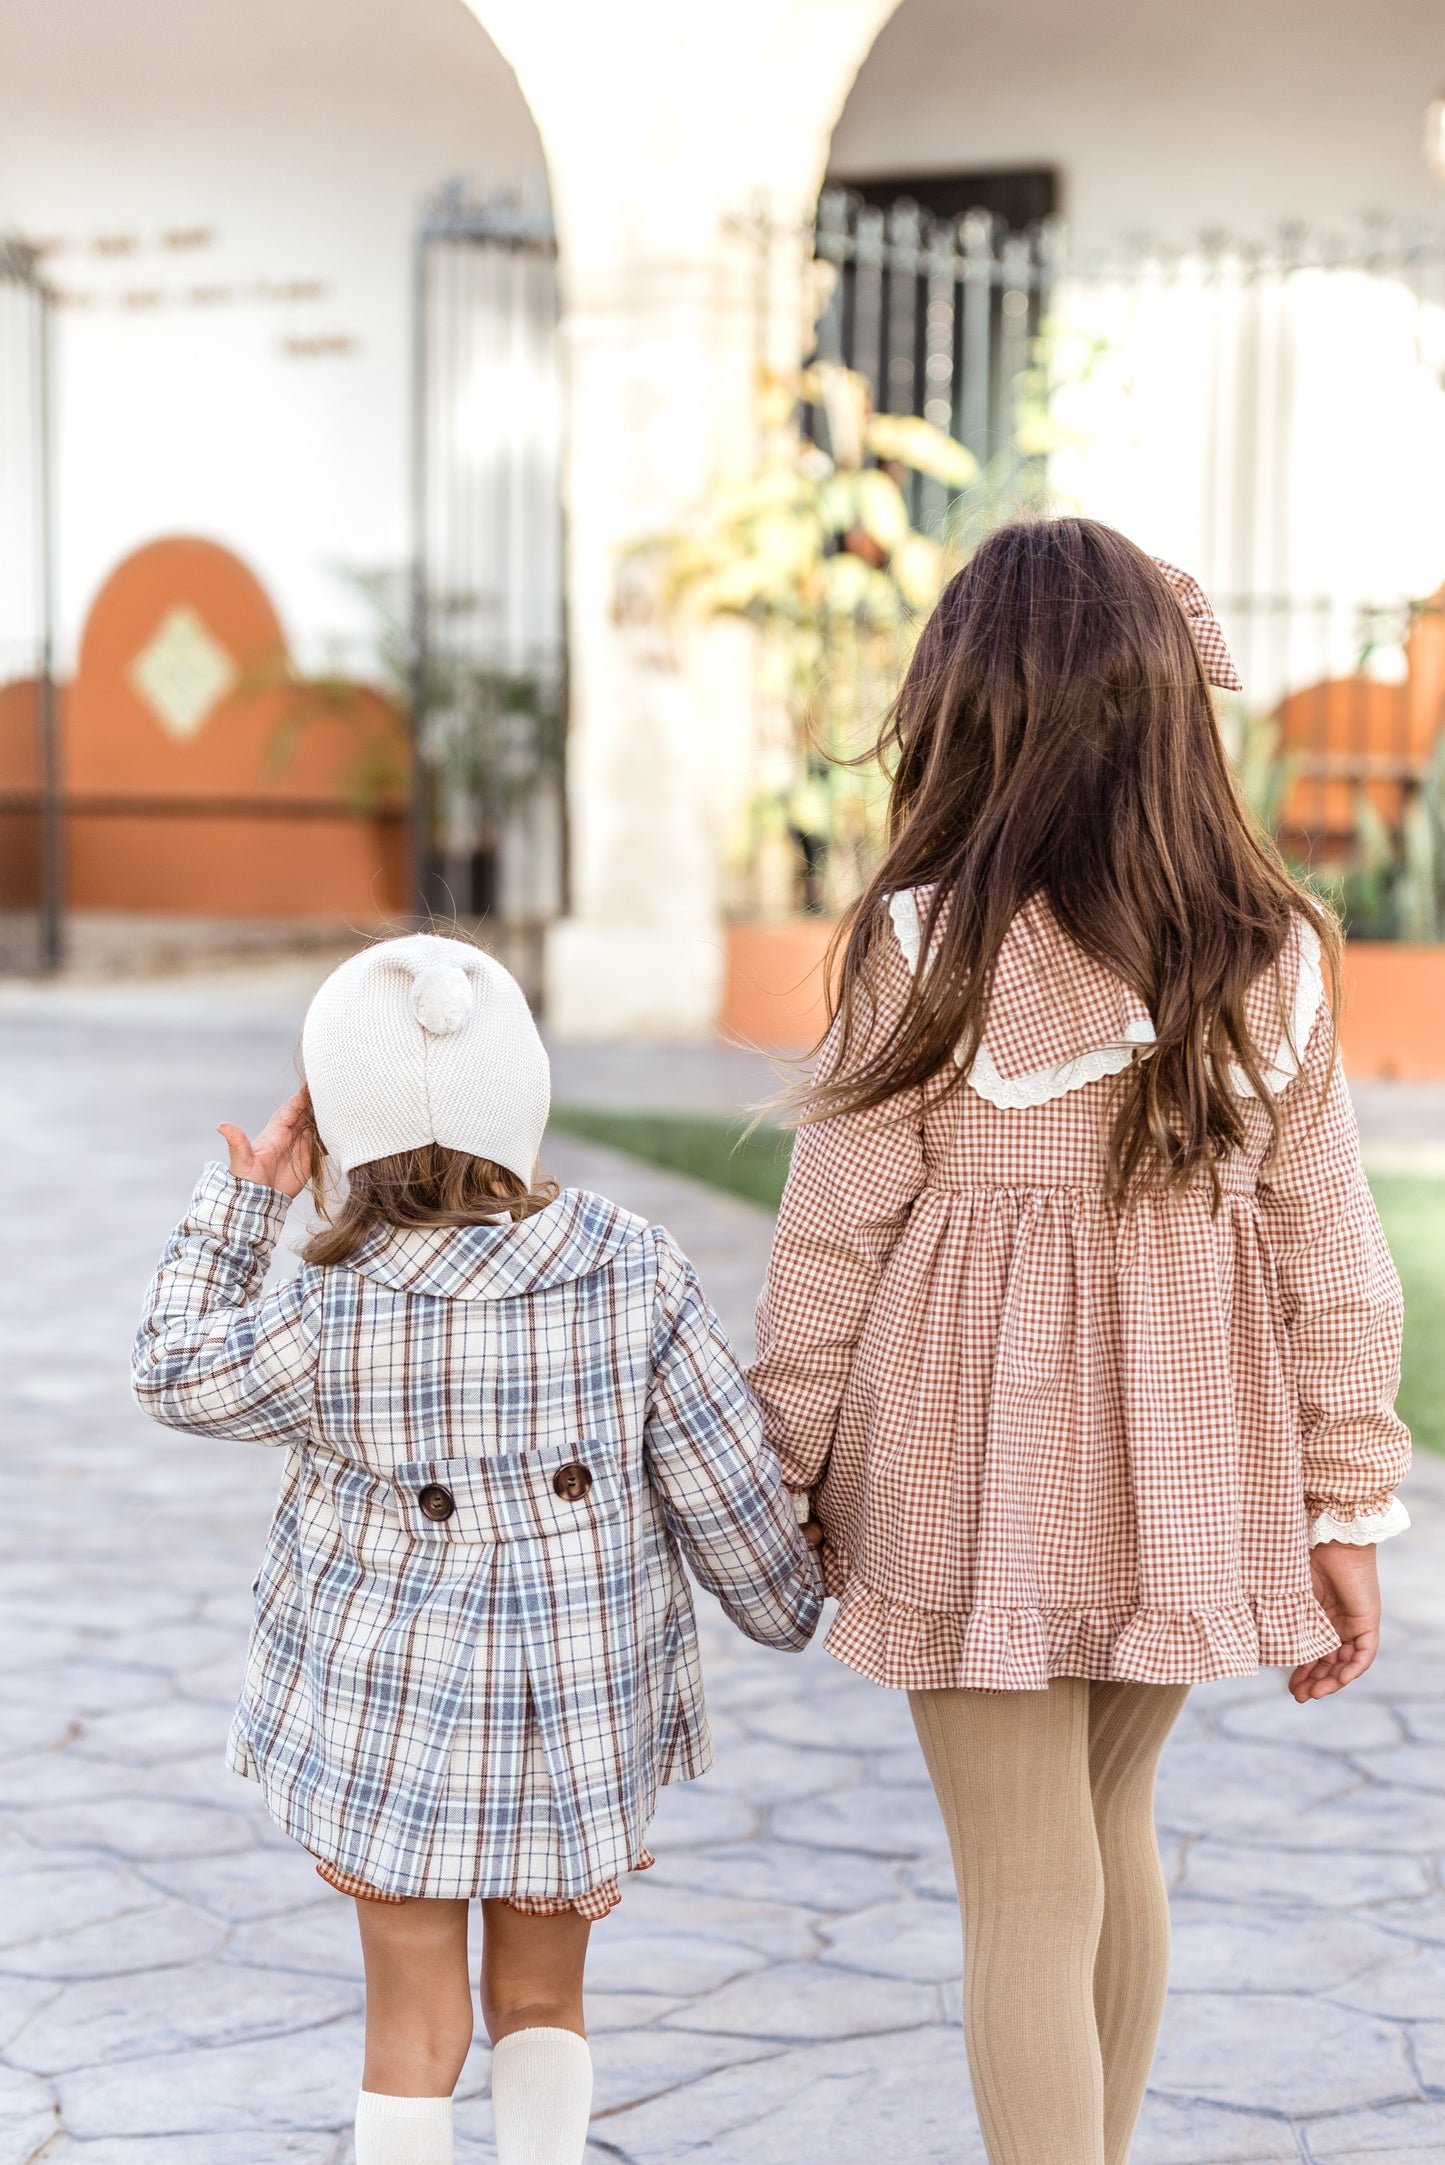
[354,2091,453,2165]
[489,2026,593,2165]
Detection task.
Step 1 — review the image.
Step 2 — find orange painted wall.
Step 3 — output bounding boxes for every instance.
[1337,943,1445,1081]
[64,814,407,920]
[722,919,1445,1081]
[55,535,407,918]
[720,919,835,1051]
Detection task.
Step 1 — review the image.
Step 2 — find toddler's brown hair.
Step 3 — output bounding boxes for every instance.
[295,1092,557,1265]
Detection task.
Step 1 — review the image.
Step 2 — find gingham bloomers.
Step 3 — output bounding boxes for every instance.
[748,892,1411,1694]
[134,1175,821,1904]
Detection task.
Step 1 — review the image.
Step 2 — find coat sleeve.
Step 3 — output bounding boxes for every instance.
[643,1232,822,1651]
[132,1163,322,1446]
[1257,1008,1410,1539]
[747,925,928,1493]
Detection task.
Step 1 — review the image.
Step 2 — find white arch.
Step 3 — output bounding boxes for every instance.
[461,0,904,1039]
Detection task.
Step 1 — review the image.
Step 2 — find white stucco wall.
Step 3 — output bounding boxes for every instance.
[832,0,1445,243]
[0,0,543,670]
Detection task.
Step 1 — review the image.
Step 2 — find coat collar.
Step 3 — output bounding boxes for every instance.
[889,888,1322,1108]
[344,1188,649,1301]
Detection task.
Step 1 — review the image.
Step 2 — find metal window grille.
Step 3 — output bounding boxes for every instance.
[0,240,59,974]
[809,186,1055,530]
[411,186,565,999]
[797,191,1445,910]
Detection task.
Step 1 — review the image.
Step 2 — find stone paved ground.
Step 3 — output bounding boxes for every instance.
[4,968,1445,2163]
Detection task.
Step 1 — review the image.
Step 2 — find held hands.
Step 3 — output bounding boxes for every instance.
[1288,1542,1381,1702]
[217,1087,315,1200]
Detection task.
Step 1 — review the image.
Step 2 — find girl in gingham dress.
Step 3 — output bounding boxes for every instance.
[134,935,820,2165]
[749,518,1409,2165]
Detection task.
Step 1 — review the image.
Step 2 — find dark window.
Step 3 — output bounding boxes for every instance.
[833,167,1058,234]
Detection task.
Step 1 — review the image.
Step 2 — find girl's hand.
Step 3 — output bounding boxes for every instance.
[217,1088,314,1199]
[1288,1542,1381,1702]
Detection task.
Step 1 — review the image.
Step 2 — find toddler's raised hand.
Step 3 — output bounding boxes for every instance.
[218,1087,315,1198]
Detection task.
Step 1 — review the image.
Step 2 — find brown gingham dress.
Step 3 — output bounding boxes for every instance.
[749,892,1410,1694]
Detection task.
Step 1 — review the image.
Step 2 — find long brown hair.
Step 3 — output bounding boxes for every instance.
[809,517,1339,1200]
[297,1096,558,1266]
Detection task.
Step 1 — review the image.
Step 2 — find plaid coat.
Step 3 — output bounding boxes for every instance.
[750,894,1409,1694]
[134,1168,820,1901]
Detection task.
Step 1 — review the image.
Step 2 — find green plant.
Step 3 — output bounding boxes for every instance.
[1216,701,1301,837]
[1299,737,1445,942]
[237,654,408,814]
[337,567,564,874]
[639,362,977,918]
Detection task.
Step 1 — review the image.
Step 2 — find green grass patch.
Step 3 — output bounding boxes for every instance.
[549,1107,793,1212]
[1368,1173,1445,1456]
[549,1109,1440,1453]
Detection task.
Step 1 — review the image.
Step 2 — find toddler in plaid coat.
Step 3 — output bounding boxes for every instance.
[134,934,820,2165]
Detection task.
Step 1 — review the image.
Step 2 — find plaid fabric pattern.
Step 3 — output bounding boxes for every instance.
[1153,556,1243,690]
[749,902,1409,1693]
[135,1173,820,1902]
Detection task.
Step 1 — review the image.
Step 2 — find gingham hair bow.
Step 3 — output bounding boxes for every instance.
[1152,558,1242,692]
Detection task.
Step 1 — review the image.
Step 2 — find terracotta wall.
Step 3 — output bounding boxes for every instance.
[0,678,46,908]
[0,535,408,921]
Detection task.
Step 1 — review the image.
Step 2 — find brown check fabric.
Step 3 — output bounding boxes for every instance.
[749,899,1409,1694]
[313,1846,655,1917]
[1153,556,1243,690]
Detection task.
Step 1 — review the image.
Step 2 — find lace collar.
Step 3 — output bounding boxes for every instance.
[888,890,1323,1110]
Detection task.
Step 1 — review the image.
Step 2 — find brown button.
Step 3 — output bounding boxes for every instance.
[552,1462,594,1502]
[416,1483,456,1522]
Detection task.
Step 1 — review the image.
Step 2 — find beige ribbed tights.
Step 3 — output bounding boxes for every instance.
[910,1678,1189,2165]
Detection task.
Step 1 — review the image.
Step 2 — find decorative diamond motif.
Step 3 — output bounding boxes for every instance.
[128,605,237,741]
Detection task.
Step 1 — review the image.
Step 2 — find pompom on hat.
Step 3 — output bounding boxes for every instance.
[302,934,550,1181]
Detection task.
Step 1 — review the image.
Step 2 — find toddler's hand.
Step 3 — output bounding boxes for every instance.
[801,1520,825,1548]
[1288,1542,1381,1702]
[218,1088,315,1199]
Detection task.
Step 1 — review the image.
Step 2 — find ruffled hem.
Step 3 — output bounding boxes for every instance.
[824,1584,1339,1692]
[311,1847,656,1916]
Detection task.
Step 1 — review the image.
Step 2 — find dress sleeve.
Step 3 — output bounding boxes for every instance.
[643,1233,822,1651]
[747,922,928,1494]
[132,1163,322,1446]
[1256,1008,1411,1544]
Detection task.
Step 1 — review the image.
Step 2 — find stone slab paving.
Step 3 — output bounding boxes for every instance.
[3,976,1445,2162]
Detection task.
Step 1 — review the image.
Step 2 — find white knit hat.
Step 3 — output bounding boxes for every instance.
[302,934,550,1180]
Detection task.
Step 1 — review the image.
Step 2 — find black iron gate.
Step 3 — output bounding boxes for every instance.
[411,187,565,998]
[0,239,60,974]
[809,185,1053,532]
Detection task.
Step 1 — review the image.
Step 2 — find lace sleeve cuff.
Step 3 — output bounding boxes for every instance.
[1308,1496,1410,1547]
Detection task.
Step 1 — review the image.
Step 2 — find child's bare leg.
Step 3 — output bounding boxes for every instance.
[356,1896,473,2095]
[479,1900,590,2041]
[481,1903,594,2165]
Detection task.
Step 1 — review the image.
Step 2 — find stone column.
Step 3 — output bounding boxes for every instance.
[462,0,902,1038]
